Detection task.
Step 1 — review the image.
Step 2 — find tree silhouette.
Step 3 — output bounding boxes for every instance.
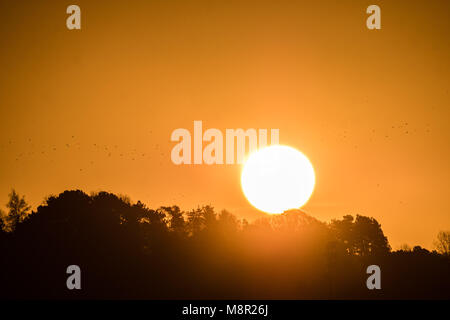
[3,189,31,232]
[330,214,390,256]
[0,210,5,231]
[0,212,5,238]
[398,243,412,252]
[186,205,216,236]
[1,189,449,300]
[434,231,450,255]
[160,206,184,230]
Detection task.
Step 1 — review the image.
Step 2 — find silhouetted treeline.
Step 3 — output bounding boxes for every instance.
[0,190,449,299]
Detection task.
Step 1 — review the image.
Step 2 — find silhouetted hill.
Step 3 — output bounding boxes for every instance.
[1,190,449,299]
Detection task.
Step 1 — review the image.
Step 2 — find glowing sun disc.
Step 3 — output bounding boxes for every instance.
[241,145,315,214]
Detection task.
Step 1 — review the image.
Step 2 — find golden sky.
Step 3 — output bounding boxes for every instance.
[0,0,449,249]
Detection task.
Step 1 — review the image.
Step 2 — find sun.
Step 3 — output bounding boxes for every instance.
[241,145,316,214]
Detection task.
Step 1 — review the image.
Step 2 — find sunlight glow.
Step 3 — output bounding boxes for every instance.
[241,145,316,214]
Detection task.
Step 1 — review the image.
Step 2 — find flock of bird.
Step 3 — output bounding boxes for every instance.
[2,132,167,170]
[317,121,433,149]
[1,122,433,171]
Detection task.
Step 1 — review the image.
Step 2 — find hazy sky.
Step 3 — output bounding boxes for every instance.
[0,0,449,249]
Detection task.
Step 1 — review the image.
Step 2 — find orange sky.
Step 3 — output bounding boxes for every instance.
[0,0,449,249]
